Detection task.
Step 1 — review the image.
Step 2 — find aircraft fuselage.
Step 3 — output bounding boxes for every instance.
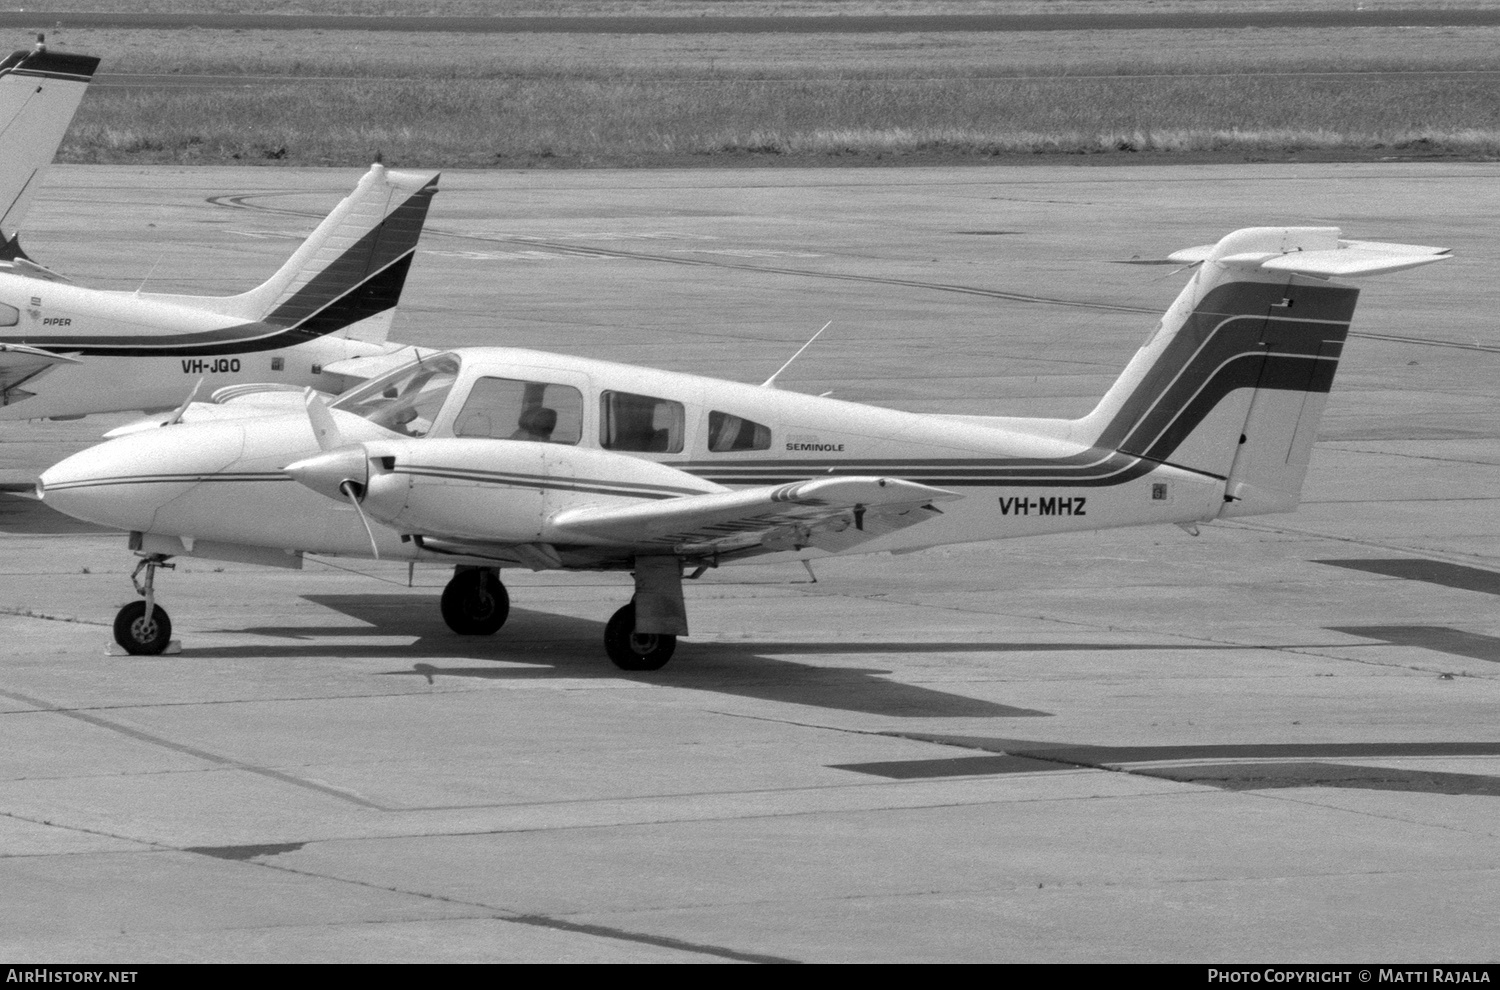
[40,346,1227,568]
[0,275,385,419]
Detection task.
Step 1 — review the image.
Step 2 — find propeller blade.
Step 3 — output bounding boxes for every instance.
[163,377,203,426]
[341,480,381,560]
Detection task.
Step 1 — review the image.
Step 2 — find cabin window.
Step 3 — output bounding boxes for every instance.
[452,377,583,444]
[600,390,684,453]
[707,411,771,452]
[331,353,461,439]
[0,304,17,327]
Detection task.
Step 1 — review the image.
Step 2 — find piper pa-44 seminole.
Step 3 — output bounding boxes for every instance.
[38,226,1449,668]
[0,163,438,421]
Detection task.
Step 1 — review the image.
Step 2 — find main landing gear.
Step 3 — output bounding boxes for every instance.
[604,600,676,671]
[438,557,688,671]
[113,553,174,655]
[440,566,510,635]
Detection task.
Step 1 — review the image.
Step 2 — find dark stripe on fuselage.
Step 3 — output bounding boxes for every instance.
[0,177,435,357]
[395,465,706,499]
[0,251,416,357]
[43,472,289,492]
[684,280,1356,489]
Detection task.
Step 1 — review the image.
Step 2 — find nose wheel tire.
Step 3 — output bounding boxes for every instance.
[604,601,676,671]
[440,569,510,635]
[113,601,172,656]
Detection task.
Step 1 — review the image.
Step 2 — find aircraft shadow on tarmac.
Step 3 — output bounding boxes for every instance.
[0,491,112,535]
[193,591,1296,720]
[837,734,1500,797]
[194,594,1049,718]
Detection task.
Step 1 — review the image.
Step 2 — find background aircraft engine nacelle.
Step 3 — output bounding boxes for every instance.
[39,420,248,533]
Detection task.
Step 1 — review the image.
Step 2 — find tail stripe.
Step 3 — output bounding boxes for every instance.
[262,184,436,328]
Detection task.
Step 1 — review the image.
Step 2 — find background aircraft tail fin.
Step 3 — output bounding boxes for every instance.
[0,39,99,256]
[176,164,440,343]
[1072,227,1449,517]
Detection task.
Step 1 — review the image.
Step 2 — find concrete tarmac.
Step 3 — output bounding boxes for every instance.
[2,163,1499,963]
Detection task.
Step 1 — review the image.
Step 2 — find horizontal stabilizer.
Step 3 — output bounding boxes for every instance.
[0,252,71,282]
[1168,229,1450,278]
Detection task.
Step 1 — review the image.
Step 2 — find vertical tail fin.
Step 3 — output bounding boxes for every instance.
[155,164,440,345]
[0,39,98,256]
[1073,227,1449,517]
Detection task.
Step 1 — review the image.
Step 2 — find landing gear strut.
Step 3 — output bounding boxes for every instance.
[604,557,686,671]
[113,554,174,655]
[605,600,676,671]
[440,566,509,635]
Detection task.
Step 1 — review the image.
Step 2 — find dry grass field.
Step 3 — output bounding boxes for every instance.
[20,0,1500,167]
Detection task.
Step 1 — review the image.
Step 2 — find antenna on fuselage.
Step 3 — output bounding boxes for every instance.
[761,320,831,389]
[132,252,165,296]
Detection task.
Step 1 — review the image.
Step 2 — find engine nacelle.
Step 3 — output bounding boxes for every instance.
[289,438,725,544]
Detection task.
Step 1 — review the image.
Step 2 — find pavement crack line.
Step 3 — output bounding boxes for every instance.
[0,606,110,627]
[209,854,799,963]
[1320,445,1500,467]
[1219,519,1500,570]
[0,687,386,811]
[1241,790,1500,841]
[0,810,172,857]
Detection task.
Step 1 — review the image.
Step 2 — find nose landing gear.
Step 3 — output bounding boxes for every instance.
[113,553,175,656]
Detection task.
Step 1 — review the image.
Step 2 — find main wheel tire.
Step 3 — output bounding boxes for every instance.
[440,569,510,635]
[604,601,676,671]
[113,601,172,656]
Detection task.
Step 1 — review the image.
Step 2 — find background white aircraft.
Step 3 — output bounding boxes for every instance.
[0,163,439,421]
[38,226,1449,668]
[0,36,99,261]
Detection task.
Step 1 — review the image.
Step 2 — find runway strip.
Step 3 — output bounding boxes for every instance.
[4,10,1498,33]
[211,181,1500,350]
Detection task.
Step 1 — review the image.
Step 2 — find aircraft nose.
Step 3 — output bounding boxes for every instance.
[283,445,371,502]
[39,423,245,531]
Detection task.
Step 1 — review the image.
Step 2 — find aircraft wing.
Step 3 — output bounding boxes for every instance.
[320,346,440,386]
[0,343,78,402]
[548,476,960,557]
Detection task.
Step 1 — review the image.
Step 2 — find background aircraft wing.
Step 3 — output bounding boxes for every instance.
[548,476,960,557]
[0,342,78,405]
[319,345,441,388]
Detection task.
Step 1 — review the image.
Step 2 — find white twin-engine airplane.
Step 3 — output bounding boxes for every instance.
[0,162,439,421]
[39,226,1448,668]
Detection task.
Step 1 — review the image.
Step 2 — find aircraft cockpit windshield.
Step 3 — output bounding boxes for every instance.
[331,353,461,438]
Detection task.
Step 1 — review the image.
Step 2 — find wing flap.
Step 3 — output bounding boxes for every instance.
[548,476,959,555]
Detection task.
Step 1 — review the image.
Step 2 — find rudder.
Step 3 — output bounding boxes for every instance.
[1071,227,1449,518]
[0,39,98,255]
